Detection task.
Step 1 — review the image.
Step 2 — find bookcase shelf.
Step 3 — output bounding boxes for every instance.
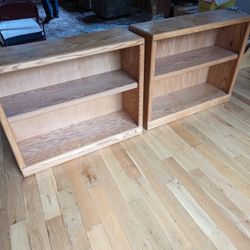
[130,9,250,130]
[150,83,229,129]
[0,29,144,176]
[154,46,238,80]
[1,70,138,121]
[19,111,140,176]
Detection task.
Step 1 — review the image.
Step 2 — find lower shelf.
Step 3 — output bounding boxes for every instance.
[149,83,230,129]
[18,111,141,176]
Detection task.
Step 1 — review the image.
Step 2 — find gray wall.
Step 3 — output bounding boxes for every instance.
[236,0,250,13]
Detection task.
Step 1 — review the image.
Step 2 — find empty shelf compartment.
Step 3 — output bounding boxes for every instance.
[152,83,228,121]
[18,111,139,174]
[155,46,238,79]
[1,70,138,120]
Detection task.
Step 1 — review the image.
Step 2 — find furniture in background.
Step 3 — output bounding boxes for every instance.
[0,0,45,46]
[130,9,250,129]
[77,0,92,10]
[0,29,144,176]
[92,0,132,18]
[132,0,173,18]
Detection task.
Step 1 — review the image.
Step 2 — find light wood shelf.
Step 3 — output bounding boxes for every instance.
[0,29,144,176]
[130,9,250,129]
[150,83,229,129]
[19,111,141,176]
[155,46,238,80]
[1,70,137,121]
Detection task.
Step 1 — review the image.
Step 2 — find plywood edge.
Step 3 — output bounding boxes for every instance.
[147,94,230,130]
[21,126,142,177]
[0,104,26,168]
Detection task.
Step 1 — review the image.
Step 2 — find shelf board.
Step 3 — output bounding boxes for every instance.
[18,111,141,176]
[155,46,238,80]
[1,70,137,121]
[149,83,229,129]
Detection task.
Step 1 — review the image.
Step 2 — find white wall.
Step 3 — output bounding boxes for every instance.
[236,0,250,13]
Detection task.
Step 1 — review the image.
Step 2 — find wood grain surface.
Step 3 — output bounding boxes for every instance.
[0,68,249,250]
[0,29,144,74]
[150,83,229,128]
[18,111,141,175]
[130,9,250,41]
[155,46,238,79]
[1,70,137,120]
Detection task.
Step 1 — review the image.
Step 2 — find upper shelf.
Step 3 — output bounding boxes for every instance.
[130,9,250,41]
[1,70,137,121]
[0,29,144,74]
[155,46,238,80]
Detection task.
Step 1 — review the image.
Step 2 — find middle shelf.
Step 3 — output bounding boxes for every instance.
[1,70,138,121]
[155,46,238,80]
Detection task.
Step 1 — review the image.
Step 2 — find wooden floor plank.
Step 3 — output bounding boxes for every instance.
[57,189,91,250]
[46,216,72,250]
[89,185,132,250]
[22,176,52,250]
[87,153,154,250]
[35,169,61,221]
[4,142,26,225]
[190,169,250,238]
[165,158,250,249]
[87,224,112,250]
[60,160,101,232]
[167,178,236,250]
[122,139,217,249]
[129,198,173,249]
[10,220,31,250]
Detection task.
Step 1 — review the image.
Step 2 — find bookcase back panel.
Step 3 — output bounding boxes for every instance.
[0,51,121,97]
[153,68,209,97]
[155,29,217,58]
[10,93,123,142]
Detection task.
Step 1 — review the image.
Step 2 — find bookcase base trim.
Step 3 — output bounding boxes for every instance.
[147,95,230,130]
[20,126,142,177]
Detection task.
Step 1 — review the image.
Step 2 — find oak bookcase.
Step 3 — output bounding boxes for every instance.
[0,29,144,176]
[130,9,250,129]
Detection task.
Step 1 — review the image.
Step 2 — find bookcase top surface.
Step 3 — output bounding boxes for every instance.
[0,29,144,74]
[130,9,250,41]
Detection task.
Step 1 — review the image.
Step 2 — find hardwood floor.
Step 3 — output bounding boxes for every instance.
[0,68,250,250]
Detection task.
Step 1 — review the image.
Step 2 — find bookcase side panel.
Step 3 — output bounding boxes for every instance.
[209,22,250,93]
[121,45,144,126]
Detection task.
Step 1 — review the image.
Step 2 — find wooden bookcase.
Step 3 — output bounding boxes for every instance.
[130,9,250,129]
[0,29,144,176]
